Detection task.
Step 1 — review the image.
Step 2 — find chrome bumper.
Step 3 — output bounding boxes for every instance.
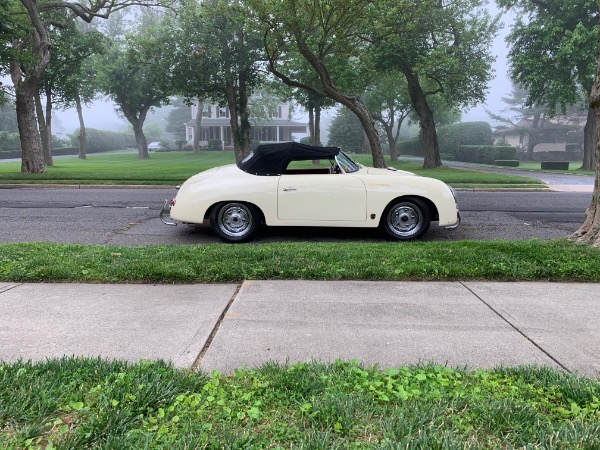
[445,210,461,230]
[160,199,177,226]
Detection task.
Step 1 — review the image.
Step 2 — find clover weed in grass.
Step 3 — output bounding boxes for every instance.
[1,359,599,448]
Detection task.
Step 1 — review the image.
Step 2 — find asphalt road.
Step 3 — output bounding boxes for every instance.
[0,188,592,245]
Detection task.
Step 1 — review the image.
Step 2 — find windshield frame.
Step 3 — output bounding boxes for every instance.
[334,151,361,174]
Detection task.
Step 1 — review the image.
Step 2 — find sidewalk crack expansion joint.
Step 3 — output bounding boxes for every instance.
[0,283,23,294]
[191,282,243,371]
[459,281,572,374]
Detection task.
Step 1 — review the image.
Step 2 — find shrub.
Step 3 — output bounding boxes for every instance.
[496,146,518,160]
[0,149,21,159]
[541,161,570,170]
[52,147,79,156]
[455,145,517,164]
[207,139,223,151]
[69,128,136,153]
[495,160,520,167]
[438,122,493,156]
[0,131,20,153]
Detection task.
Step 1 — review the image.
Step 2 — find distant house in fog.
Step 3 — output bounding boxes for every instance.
[493,116,585,161]
[185,102,307,149]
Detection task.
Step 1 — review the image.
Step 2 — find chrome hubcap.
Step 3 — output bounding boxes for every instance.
[387,204,422,237]
[218,203,252,237]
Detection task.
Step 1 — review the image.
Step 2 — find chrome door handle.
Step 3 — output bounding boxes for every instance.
[283,187,297,192]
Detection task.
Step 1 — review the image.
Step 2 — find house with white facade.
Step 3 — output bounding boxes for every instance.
[185,103,307,148]
[493,116,584,160]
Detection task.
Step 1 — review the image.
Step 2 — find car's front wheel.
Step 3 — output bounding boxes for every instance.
[381,198,431,240]
[210,202,260,243]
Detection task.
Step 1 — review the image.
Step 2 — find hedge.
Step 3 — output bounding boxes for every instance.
[68,128,137,153]
[541,161,570,170]
[0,150,20,159]
[438,122,493,156]
[397,139,424,156]
[495,160,520,167]
[454,145,517,164]
[0,131,20,155]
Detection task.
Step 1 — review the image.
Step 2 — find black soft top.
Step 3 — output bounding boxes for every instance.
[238,142,340,176]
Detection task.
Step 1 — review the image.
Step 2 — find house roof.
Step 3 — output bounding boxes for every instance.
[494,117,584,135]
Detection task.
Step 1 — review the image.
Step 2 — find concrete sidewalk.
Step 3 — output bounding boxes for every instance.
[1,281,598,378]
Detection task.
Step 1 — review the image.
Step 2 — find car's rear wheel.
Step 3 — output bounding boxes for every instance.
[381,198,431,240]
[210,202,260,243]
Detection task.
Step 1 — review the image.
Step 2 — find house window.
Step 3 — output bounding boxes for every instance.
[252,126,277,141]
[202,105,212,118]
[270,106,283,119]
[218,107,229,118]
[201,127,221,141]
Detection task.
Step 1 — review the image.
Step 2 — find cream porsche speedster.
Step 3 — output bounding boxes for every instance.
[161,142,460,242]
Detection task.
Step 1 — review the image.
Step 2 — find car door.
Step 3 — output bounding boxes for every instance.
[277,174,367,221]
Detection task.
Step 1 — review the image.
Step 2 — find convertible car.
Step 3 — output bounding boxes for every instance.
[160,142,460,242]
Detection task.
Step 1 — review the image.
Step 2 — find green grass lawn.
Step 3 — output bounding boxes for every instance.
[1,358,598,449]
[1,240,599,283]
[0,151,547,188]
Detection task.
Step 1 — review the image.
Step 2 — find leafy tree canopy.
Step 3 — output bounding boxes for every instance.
[96,12,178,157]
[41,21,107,110]
[497,0,597,113]
[374,0,498,110]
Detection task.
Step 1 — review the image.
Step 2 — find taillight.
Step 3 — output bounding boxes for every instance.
[170,198,176,206]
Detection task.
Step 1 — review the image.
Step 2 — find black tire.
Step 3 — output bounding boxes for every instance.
[210,202,260,243]
[381,198,431,240]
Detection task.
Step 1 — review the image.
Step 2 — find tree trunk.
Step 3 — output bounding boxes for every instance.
[402,69,441,168]
[12,0,51,174]
[308,105,315,144]
[571,25,600,247]
[34,90,52,166]
[384,124,398,162]
[44,86,53,166]
[14,87,45,174]
[121,106,150,159]
[226,78,251,163]
[238,72,252,157]
[132,120,149,159]
[314,104,322,146]
[225,81,242,162]
[75,93,87,159]
[581,106,597,170]
[194,100,203,153]
[525,112,541,161]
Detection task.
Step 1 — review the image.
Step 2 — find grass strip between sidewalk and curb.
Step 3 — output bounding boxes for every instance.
[0,359,599,448]
[1,240,599,283]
